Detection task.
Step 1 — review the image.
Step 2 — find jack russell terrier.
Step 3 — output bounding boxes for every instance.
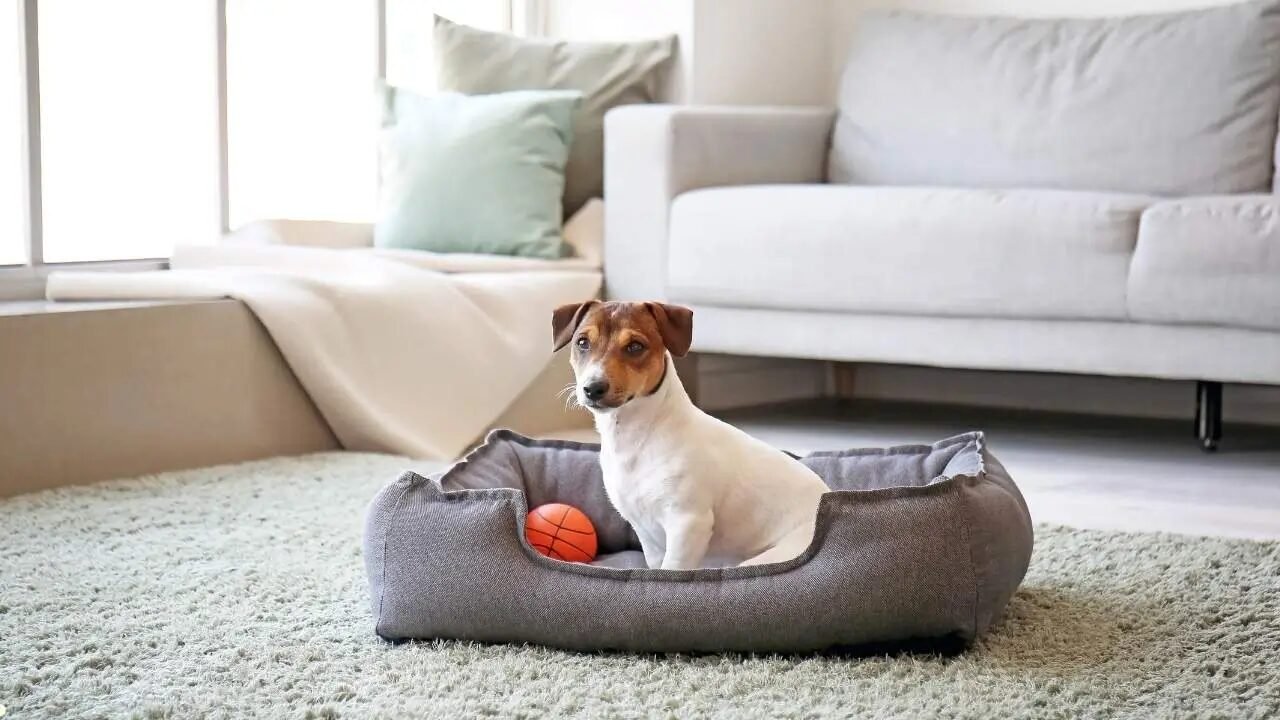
[552,300,829,570]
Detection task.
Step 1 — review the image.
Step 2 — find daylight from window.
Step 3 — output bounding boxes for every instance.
[385,0,510,91]
[4,0,512,266]
[38,0,220,262]
[228,0,379,229]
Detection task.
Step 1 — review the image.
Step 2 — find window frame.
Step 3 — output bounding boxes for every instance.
[1,0,523,300]
[1,0,220,297]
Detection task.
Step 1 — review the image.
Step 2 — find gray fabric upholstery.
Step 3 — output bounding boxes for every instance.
[603,105,834,301]
[1130,196,1280,332]
[364,429,1032,653]
[829,1,1280,196]
[668,185,1150,321]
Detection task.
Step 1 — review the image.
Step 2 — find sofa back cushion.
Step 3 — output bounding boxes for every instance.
[435,16,676,218]
[829,0,1280,196]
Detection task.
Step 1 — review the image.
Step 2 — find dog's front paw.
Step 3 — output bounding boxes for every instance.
[660,512,713,570]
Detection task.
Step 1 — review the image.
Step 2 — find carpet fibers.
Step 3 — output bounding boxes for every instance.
[2,453,1278,719]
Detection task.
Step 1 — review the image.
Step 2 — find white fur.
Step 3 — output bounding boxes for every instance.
[581,354,829,570]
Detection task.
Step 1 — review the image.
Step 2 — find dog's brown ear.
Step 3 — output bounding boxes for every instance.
[552,301,597,351]
[645,302,694,357]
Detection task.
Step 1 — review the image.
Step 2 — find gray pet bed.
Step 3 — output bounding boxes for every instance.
[363,430,1033,653]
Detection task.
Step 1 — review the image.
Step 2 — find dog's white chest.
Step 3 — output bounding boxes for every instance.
[598,444,677,525]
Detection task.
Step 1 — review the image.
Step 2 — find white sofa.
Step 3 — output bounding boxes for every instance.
[603,0,1280,450]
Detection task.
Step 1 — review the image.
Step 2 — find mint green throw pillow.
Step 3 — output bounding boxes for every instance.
[375,85,581,258]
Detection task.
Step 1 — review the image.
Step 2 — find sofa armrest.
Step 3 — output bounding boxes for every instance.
[603,105,835,300]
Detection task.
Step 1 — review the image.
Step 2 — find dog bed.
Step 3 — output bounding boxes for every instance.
[363,429,1033,653]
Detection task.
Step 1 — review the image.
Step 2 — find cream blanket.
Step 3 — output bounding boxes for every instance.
[46,206,603,460]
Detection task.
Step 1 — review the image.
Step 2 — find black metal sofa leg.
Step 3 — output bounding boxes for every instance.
[1195,381,1223,452]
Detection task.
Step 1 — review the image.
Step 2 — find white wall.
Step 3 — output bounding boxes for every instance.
[544,0,832,105]
[544,0,691,39]
[543,0,694,102]
[688,0,831,105]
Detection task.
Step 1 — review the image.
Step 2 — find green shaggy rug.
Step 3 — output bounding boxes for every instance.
[1,453,1277,719]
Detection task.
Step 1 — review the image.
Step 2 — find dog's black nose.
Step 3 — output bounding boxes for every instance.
[583,380,609,402]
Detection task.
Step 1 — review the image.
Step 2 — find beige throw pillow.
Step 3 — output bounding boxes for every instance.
[433,16,676,217]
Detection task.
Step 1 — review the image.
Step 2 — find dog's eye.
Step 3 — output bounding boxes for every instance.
[575,336,590,351]
[624,341,646,355]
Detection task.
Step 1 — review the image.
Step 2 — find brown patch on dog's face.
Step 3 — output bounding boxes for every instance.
[550,301,693,411]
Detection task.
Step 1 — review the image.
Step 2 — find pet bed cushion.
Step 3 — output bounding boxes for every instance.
[363,430,1033,653]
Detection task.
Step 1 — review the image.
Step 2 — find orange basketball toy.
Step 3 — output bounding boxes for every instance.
[525,503,598,563]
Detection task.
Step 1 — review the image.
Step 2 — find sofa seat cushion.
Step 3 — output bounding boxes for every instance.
[1129,196,1280,332]
[667,186,1151,321]
[829,1,1280,196]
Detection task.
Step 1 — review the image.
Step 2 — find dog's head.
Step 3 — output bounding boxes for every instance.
[551,301,693,411]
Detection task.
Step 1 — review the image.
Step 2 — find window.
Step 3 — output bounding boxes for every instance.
[1,6,23,266]
[226,0,511,230]
[38,0,219,262]
[2,0,516,280]
[227,0,380,228]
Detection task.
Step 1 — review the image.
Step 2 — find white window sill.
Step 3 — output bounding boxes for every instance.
[0,298,215,317]
[0,259,167,301]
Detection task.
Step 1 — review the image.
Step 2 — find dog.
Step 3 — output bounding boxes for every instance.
[552,300,829,570]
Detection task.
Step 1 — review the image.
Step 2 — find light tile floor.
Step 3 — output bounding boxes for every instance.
[548,399,1280,540]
